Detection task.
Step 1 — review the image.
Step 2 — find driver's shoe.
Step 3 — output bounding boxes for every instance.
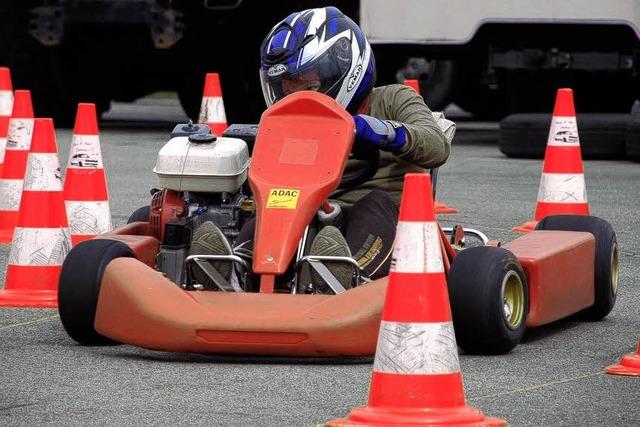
[300,225,354,293]
[189,221,233,287]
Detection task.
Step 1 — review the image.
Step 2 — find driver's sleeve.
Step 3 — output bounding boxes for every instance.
[366,85,451,169]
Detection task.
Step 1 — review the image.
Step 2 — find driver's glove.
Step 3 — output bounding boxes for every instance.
[353,114,407,151]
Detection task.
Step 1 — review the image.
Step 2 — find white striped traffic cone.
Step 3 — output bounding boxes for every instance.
[0,90,34,244]
[0,67,13,176]
[329,173,505,426]
[63,103,112,246]
[0,116,8,177]
[197,72,228,136]
[0,118,71,307]
[514,88,589,233]
[0,67,12,117]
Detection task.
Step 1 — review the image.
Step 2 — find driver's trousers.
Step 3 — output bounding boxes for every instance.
[234,190,398,285]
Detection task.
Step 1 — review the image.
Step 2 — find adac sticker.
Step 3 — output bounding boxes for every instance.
[266,188,300,209]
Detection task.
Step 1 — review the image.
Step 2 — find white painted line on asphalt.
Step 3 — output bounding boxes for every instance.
[0,314,58,331]
[469,371,605,401]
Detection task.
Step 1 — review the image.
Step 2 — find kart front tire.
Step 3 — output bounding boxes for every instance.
[448,246,529,355]
[535,215,618,320]
[58,239,135,345]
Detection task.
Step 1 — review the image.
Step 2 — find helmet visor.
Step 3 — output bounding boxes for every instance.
[260,39,352,107]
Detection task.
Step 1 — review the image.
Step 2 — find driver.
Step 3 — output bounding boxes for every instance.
[190,6,455,292]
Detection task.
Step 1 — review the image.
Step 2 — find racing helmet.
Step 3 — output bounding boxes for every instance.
[259,6,376,114]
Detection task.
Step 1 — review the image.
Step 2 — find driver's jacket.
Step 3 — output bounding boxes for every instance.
[330,84,453,206]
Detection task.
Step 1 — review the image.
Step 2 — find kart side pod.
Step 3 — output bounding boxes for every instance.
[505,229,595,327]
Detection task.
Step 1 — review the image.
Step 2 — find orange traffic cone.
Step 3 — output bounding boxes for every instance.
[0,67,12,117]
[0,118,71,307]
[403,79,459,215]
[0,115,8,177]
[328,173,505,427]
[513,88,589,233]
[606,339,640,377]
[0,90,34,244]
[198,72,228,136]
[0,67,12,175]
[63,103,112,246]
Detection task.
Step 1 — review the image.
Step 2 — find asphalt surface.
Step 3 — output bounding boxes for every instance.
[1,98,638,426]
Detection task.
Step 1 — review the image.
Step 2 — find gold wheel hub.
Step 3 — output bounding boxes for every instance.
[502,270,525,330]
[611,244,619,296]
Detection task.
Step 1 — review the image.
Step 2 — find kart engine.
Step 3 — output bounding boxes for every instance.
[148,123,253,284]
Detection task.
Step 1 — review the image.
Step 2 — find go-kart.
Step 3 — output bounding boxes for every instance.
[57,91,619,356]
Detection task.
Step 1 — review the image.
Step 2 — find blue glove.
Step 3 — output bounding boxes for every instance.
[353,114,407,151]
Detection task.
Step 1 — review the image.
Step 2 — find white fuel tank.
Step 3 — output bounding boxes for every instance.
[153,134,250,193]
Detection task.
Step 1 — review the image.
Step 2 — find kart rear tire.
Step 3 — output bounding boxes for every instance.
[448,246,529,354]
[127,205,150,224]
[58,239,135,345]
[535,215,618,320]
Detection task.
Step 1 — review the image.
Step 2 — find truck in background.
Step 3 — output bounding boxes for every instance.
[0,0,357,126]
[364,0,640,118]
[5,1,635,125]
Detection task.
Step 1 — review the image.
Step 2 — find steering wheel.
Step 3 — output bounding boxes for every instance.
[338,145,380,189]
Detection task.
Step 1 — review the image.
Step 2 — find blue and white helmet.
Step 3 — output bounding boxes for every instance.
[259,6,376,113]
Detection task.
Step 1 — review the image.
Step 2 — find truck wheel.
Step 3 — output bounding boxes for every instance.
[176,70,205,123]
[58,239,135,345]
[535,215,618,320]
[394,58,457,111]
[452,58,508,120]
[500,113,629,159]
[448,246,528,354]
[127,205,150,224]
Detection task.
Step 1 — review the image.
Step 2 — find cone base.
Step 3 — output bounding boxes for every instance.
[0,289,58,308]
[513,220,538,234]
[605,353,640,377]
[327,405,507,427]
[434,201,459,215]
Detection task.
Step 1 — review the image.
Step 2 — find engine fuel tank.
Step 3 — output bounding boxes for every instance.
[153,134,250,193]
